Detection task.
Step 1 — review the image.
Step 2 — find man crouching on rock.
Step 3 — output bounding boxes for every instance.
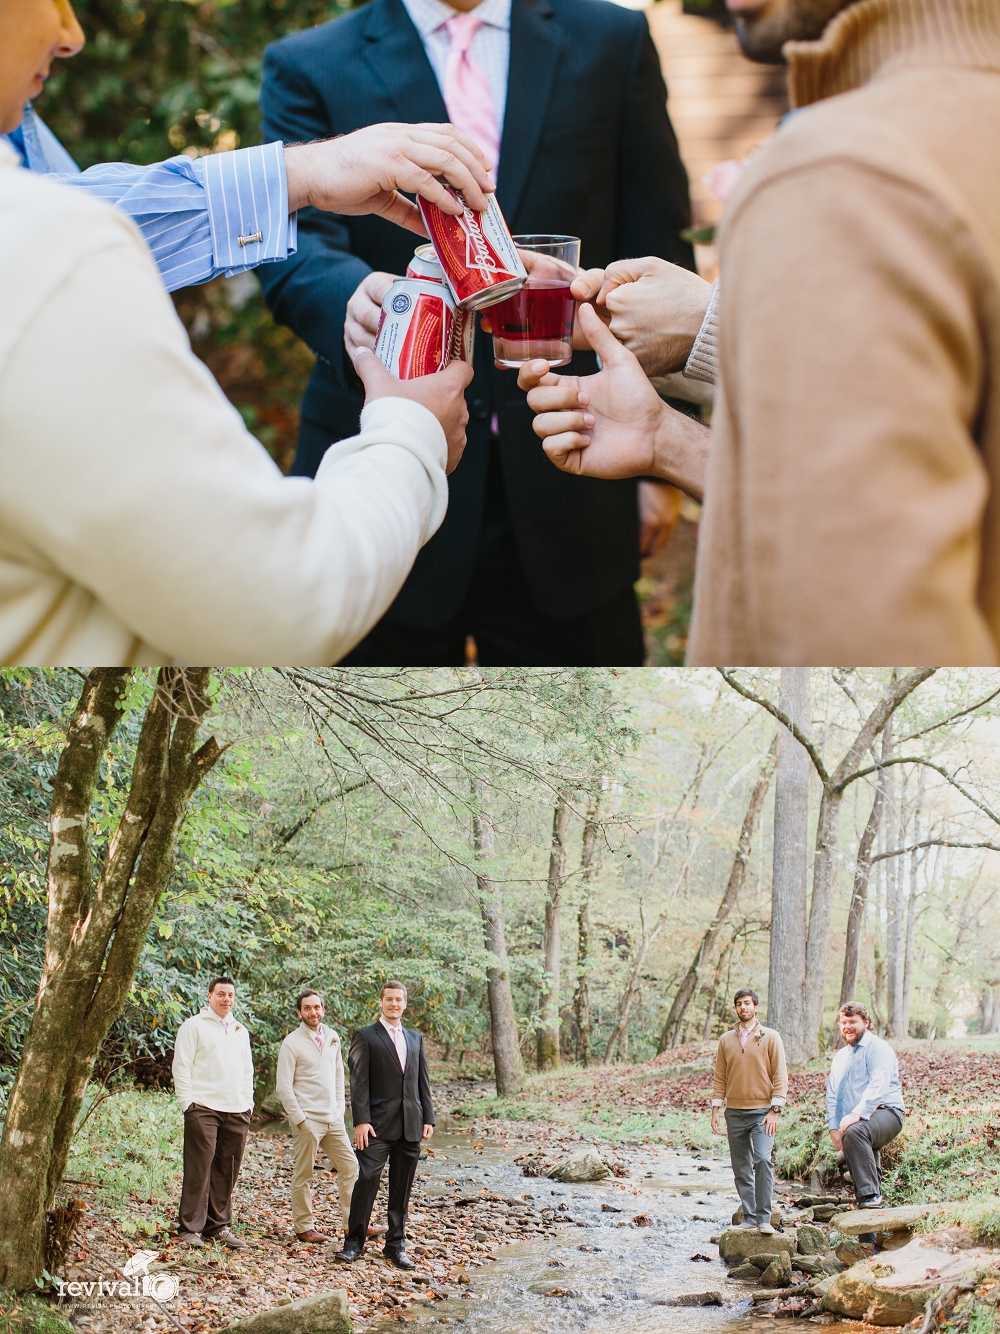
[827,1002,904,1209]
[711,988,788,1235]
[335,981,434,1270]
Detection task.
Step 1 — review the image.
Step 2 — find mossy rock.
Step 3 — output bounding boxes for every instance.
[719,1228,797,1265]
[0,1292,75,1334]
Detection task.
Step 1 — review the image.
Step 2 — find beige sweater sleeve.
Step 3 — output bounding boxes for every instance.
[689,157,995,665]
[769,1032,788,1106]
[712,1038,729,1104]
[276,1037,304,1127]
[0,226,449,666]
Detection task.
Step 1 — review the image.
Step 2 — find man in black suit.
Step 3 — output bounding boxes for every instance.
[258,0,693,666]
[336,981,434,1268]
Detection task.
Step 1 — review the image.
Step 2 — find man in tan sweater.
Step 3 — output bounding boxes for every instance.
[276,990,359,1243]
[520,0,1000,664]
[711,989,788,1234]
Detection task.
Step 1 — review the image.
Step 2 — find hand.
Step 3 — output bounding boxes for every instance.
[283,123,495,234]
[762,1110,779,1137]
[711,1108,723,1136]
[517,304,709,499]
[638,481,681,557]
[345,271,396,359]
[569,268,612,348]
[829,1128,844,1152]
[839,1112,862,1133]
[422,1123,434,1140]
[355,1122,376,1151]
[352,349,473,474]
[593,258,713,377]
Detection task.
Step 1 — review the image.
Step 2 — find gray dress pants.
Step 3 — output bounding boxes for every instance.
[841,1107,903,1201]
[725,1107,774,1226]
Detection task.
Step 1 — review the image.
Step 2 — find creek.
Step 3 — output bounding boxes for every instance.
[369,1126,858,1334]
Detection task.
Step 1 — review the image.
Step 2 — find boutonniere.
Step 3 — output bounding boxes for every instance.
[754,1031,764,1044]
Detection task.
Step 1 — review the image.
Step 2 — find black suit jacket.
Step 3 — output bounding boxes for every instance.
[259,0,693,626]
[348,1022,435,1142]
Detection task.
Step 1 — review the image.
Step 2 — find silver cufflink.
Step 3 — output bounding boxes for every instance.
[238,231,263,247]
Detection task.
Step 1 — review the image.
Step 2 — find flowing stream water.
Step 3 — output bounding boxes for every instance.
[368,1127,856,1334]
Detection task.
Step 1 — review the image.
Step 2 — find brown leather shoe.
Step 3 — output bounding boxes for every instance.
[296,1229,331,1242]
[367,1224,387,1237]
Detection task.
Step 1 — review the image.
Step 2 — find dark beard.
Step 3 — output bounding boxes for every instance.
[735,0,856,64]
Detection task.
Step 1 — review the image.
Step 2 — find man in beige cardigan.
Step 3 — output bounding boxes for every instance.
[276,990,359,1243]
[711,988,788,1235]
[520,0,1000,665]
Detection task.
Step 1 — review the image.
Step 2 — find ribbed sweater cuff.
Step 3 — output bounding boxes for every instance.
[684,279,720,385]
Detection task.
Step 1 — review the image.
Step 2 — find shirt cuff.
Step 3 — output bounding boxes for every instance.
[196,141,296,275]
[711,1098,724,1107]
[684,279,720,385]
[770,1097,786,1107]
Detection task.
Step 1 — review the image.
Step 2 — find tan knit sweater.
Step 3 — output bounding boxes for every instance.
[688,0,1000,665]
[712,1023,789,1109]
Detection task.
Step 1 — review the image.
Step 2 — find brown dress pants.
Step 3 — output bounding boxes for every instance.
[178,1104,251,1238]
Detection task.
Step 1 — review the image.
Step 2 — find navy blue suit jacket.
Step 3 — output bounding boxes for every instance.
[259,0,693,627]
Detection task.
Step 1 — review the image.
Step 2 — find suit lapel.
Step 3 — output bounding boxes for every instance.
[373,1021,401,1066]
[359,0,450,125]
[497,0,562,222]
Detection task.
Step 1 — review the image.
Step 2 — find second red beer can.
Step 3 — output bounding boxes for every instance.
[374,278,455,379]
[450,306,476,364]
[405,244,446,284]
[418,186,526,310]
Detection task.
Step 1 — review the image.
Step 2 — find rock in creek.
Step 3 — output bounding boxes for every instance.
[215,1290,351,1334]
[654,1291,723,1306]
[546,1150,611,1183]
[829,1204,947,1238]
[823,1238,998,1326]
[729,1262,762,1280]
[835,1239,874,1266]
[719,1227,797,1265]
[760,1251,793,1288]
[796,1224,828,1255]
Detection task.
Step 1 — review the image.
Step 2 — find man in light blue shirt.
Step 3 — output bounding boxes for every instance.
[3,4,494,294]
[826,1002,905,1208]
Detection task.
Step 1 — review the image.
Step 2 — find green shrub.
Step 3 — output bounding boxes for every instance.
[0,1292,74,1334]
[66,1086,183,1213]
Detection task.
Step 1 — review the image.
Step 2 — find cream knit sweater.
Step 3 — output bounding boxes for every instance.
[276,1023,346,1126]
[689,0,1000,665]
[0,143,450,666]
[172,1008,254,1114]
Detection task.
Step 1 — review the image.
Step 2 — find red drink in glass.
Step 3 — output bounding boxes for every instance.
[490,280,575,369]
[490,235,580,369]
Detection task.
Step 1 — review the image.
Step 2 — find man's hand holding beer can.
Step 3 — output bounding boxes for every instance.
[353,349,473,476]
[517,304,709,501]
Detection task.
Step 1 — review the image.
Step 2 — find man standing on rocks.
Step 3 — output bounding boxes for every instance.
[276,989,359,1244]
[827,1003,905,1209]
[335,981,434,1270]
[172,977,254,1250]
[711,988,788,1235]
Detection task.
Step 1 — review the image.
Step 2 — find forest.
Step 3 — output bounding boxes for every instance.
[2,667,1000,1296]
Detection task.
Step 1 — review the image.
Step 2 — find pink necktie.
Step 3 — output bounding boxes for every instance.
[442,13,500,173]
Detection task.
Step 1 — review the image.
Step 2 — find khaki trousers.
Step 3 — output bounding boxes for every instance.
[291,1115,359,1233]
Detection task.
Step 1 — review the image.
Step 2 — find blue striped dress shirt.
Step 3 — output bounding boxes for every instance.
[825,1029,905,1129]
[3,106,296,292]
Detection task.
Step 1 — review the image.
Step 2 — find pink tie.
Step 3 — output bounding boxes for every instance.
[442,13,500,173]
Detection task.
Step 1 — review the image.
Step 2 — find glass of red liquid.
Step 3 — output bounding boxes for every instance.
[489,235,580,370]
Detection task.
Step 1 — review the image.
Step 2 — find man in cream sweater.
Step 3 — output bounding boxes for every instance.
[276,990,359,1243]
[172,977,254,1249]
[710,988,788,1235]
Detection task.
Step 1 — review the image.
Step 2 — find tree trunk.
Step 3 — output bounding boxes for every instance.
[659,738,776,1051]
[768,669,812,1065]
[884,760,904,1037]
[473,800,523,1097]
[573,801,600,1067]
[537,791,571,1070]
[801,783,844,1056]
[0,669,221,1291]
[836,728,888,1044]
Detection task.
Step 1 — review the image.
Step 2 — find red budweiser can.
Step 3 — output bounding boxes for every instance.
[418,187,526,310]
[405,244,445,284]
[449,306,476,364]
[375,278,455,379]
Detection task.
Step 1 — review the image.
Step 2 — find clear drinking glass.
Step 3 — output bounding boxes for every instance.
[490,235,581,369]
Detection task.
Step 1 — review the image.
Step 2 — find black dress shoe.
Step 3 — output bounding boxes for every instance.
[859,1196,884,1209]
[333,1246,364,1263]
[384,1250,416,1271]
